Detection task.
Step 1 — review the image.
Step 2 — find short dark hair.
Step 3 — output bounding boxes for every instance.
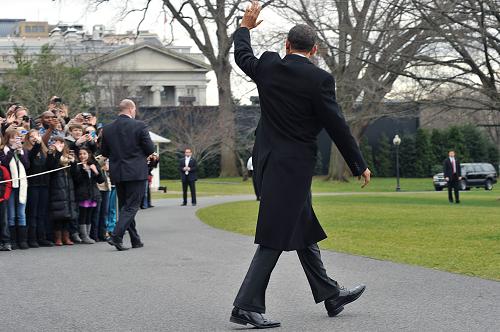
[185,148,192,152]
[287,24,317,52]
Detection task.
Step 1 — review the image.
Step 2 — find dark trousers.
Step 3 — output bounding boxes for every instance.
[90,192,109,241]
[79,207,94,225]
[69,217,79,236]
[92,191,110,240]
[448,175,460,202]
[26,186,49,242]
[113,180,144,245]
[182,180,197,204]
[0,201,8,243]
[234,243,340,314]
[53,219,69,231]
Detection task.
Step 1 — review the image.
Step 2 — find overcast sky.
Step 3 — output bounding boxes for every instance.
[2,0,290,105]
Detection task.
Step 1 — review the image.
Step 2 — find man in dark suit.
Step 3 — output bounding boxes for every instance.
[179,148,197,206]
[443,150,462,203]
[101,99,156,251]
[229,2,371,329]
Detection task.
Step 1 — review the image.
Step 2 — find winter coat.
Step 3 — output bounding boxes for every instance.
[47,151,78,222]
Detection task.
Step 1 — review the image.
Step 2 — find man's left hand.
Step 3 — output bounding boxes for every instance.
[241,1,263,30]
[359,168,372,188]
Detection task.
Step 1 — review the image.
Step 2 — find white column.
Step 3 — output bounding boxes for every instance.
[150,85,164,106]
[175,85,187,106]
[198,85,207,105]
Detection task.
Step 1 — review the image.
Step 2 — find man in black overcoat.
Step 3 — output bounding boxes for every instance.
[179,148,197,206]
[229,2,372,329]
[443,150,462,203]
[101,99,157,251]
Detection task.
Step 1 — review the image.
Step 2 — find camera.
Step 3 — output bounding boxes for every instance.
[53,97,62,103]
[82,112,92,119]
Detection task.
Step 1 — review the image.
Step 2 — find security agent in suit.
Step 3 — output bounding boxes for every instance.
[101,99,157,251]
[229,2,372,329]
[179,148,197,206]
[443,150,462,203]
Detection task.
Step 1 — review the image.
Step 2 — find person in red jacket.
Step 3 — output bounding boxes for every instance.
[0,164,13,251]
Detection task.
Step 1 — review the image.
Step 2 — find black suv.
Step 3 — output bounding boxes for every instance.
[433,163,498,191]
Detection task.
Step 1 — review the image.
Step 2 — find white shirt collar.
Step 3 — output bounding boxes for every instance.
[291,52,309,59]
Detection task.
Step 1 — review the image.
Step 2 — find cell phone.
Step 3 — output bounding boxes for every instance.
[53,97,62,103]
[19,129,29,135]
[82,112,91,118]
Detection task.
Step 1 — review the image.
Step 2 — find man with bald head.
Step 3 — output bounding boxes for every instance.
[101,99,156,251]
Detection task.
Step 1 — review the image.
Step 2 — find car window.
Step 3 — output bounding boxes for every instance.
[473,165,483,172]
[463,165,472,173]
[481,164,495,173]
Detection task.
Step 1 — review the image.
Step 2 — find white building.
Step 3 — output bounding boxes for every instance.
[0,23,211,107]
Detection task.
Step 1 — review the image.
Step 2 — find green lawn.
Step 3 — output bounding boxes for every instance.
[196,190,500,280]
[153,177,435,199]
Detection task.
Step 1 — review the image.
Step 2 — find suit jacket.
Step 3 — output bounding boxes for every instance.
[234,27,367,251]
[443,157,461,179]
[101,114,155,183]
[179,157,197,182]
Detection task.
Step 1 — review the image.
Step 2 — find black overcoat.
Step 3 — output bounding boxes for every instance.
[234,27,367,251]
[101,114,155,183]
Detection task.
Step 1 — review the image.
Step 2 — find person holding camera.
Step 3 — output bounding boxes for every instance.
[0,128,31,250]
[2,104,31,134]
[39,111,64,146]
[65,123,97,156]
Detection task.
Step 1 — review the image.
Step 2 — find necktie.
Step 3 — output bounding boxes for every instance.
[452,159,456,173]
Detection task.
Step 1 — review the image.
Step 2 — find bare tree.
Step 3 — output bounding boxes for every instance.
[145,106,223,166]
[273,0,435,180]
[409,0,500,112]
[88,0,275,177]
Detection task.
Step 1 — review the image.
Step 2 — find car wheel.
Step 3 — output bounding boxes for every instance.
[485,179,493,191]
[434,186,443,191]
[459,180,467,191]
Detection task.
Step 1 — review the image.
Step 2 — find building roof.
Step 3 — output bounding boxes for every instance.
[93,42,211,72]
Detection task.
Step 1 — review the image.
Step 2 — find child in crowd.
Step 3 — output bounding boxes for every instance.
[73,147,104,244]
[0,128,30,250]
[46,137,77,246]
[94,155,111,241]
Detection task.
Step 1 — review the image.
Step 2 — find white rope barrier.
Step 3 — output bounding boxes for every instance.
[0,162,84,184]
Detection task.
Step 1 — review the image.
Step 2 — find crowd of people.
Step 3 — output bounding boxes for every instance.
[0,96,155,252]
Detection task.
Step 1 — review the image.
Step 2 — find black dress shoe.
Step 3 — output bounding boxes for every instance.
[230,307,280,329]
[192,203,197,206]
[132,242,144,249]
[325,285,366,317]
[107,238,129,251]
[181,203,187,206]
